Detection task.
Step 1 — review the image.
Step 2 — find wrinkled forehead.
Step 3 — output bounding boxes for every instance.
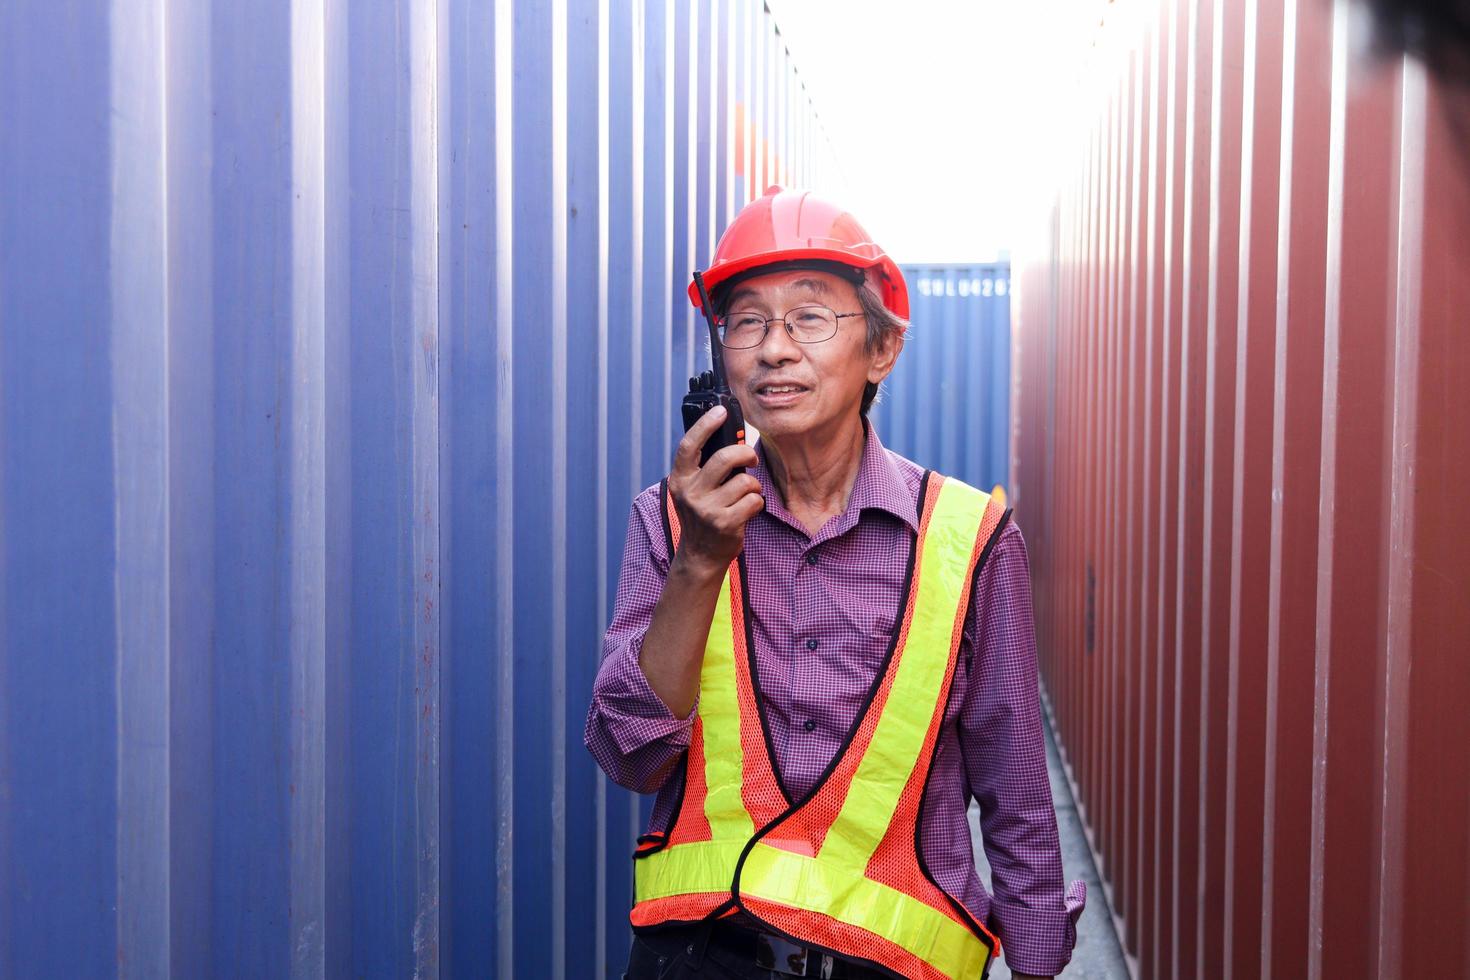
[722,270,853,311]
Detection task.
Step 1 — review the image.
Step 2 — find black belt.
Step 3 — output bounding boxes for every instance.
[705,921,887,979]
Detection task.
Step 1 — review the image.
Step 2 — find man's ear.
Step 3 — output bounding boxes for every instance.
[867,329,904,385]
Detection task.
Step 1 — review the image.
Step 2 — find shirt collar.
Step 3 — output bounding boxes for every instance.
[752,419,919,537]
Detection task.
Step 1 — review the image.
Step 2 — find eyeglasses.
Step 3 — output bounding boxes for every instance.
[716,305,865,349]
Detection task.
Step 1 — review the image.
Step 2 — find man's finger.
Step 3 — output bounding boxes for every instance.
[732,492,765,523]
[672,405,727,474]
[696,442,759,487]
[707,473,763,510]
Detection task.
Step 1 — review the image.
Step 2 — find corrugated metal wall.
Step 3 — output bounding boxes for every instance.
[0,2,831,977]
[869,264,1012,494]
[1013,1,1470,978]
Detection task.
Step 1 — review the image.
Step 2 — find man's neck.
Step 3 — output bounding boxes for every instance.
[761,418,867,535]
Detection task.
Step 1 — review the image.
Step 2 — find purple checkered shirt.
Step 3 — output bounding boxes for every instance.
[585,423,1085,977]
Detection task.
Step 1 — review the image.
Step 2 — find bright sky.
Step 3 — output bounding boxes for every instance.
[767,0,1108,264]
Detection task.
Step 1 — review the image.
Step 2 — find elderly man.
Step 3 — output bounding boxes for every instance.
[586,186,1084,979]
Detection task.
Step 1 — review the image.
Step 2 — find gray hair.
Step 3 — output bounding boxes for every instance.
[855,282,909,415]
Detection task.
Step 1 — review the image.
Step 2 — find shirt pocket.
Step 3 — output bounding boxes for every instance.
[868,607,896,641]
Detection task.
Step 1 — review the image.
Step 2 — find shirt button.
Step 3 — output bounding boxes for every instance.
[803,720,816,732]
[806,552,818,566]
[805,638,819,651]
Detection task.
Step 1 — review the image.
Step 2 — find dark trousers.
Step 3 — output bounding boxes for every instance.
[622,921,892,980]
[622,922,780,979]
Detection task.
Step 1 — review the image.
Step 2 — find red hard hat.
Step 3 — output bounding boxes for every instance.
[690,185,909,319]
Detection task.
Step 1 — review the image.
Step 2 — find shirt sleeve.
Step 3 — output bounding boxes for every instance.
[583,488,697,794]
[959,520,1086,978]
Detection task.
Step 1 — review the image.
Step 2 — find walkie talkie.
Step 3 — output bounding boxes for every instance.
[682,270,747,475]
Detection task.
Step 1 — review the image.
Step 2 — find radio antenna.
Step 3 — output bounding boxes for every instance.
[692,270,730,394]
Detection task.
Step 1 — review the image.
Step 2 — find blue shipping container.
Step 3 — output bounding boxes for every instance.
[869,264,1013,494]
[0,1,834,977]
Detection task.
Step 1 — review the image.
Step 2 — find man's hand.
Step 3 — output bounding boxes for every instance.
[666,405,763,579]
[635,406,763,720]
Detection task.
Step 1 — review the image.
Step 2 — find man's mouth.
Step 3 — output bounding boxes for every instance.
[752,382,810,408]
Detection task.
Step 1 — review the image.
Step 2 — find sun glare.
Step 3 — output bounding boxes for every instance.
[767,0,1113,263]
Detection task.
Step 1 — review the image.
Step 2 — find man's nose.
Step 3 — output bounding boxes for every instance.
[756,318,803,364]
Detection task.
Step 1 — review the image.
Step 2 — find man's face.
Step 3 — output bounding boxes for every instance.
[719,269,900,442]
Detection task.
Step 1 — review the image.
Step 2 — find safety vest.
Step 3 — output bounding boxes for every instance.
[632,471,1011,980]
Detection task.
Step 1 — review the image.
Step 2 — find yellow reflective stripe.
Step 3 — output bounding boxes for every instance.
[698,567,753,840]
[742,842,991,977]
[818,479,988,871]
[634,839,745,902]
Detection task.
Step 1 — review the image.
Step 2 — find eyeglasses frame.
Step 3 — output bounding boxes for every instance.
[714,305,867,350]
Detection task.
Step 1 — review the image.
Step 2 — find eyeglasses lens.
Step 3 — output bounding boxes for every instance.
[719,306,838,349]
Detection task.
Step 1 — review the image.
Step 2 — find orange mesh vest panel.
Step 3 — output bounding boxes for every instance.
[631,471,1011,980]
